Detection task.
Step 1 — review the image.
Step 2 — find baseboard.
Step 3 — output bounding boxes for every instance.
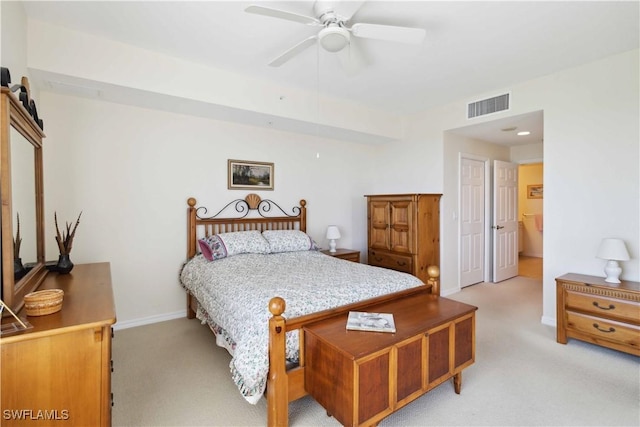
[541,315,556,327]
[521,252,543,258]
[113,310,186,330]
[440,287,459,297]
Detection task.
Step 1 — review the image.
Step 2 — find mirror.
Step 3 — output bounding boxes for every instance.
[11,127,37,279]
[1,86,47,315]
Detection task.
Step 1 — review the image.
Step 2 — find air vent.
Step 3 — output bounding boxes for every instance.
[467,93,510,119]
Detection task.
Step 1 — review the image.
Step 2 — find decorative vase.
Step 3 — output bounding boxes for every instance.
[14,257,26,280]
[56,254,74,274]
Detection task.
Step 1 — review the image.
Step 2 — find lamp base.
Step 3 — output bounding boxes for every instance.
[329,239,337,253]
[603,260,622,284]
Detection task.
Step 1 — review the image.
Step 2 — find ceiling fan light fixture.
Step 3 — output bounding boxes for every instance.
[319,26,350,52]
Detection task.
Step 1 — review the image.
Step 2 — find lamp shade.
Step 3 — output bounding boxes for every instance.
[596,238,630,261]
[326,225,341,240]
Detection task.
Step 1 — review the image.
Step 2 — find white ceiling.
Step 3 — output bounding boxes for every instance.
[20,1,640,145]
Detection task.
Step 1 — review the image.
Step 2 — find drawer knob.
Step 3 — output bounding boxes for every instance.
[592,301,615,310]
[396,261,406,266]
[592,323,616,333]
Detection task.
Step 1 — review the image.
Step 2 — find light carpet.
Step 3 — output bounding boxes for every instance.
[112,276,640,426]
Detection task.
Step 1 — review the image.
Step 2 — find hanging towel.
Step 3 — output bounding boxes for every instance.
[534,214,543,232]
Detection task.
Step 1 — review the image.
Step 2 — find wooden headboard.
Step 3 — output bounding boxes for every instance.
[186,193,307,259]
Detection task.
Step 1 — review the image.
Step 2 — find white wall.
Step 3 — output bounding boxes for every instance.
[511,142,543,163]
[1,2,28,88]
[375,49,639,325]
[40,93,376,325]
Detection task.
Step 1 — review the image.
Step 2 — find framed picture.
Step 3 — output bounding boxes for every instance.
[228,159,274,190]
[527,184,543,199]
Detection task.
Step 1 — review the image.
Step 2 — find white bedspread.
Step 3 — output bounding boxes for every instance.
[179,250,424,403]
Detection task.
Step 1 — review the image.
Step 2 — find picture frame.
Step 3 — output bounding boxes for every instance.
[228,159,274,190]
[527,184,543,199]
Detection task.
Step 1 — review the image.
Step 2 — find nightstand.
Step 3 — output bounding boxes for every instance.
[321,248,360,263]
[556,273,640,356]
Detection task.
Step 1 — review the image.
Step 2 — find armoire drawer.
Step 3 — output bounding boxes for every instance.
[566,311,640,349]
[565,291,640,324]
[368,250,413,274]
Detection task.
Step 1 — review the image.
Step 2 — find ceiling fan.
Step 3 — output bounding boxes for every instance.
[245,1,426,67]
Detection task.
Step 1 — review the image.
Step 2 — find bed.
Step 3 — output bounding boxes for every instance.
[180,194,440,426]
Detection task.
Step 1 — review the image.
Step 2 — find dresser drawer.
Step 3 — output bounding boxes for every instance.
[566,311,640,349]
[368,250,413,274]
[566,291,640,324]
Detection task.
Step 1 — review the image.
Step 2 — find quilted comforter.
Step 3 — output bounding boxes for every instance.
[179,250,424,403]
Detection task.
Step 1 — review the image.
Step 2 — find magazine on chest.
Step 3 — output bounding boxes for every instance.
[346,311,396,333]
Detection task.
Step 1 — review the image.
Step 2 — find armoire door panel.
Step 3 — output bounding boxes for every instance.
[389,201,413,253]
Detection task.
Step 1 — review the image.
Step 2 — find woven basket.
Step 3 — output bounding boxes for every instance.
[24,289,64,316]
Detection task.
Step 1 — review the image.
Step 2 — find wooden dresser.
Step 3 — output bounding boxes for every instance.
[365,194,441,291]
[556,273,640,356]
[1,263,116,426]
[304,292,476,427]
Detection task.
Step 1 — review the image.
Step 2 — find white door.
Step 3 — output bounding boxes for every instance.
[460,158,485,287]
[492,160,519,282]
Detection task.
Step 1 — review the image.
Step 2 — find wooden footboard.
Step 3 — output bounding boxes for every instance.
[267,272,439,427]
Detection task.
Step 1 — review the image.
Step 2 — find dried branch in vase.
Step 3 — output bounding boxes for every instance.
[55,211,82,255]
[13,212,21,259]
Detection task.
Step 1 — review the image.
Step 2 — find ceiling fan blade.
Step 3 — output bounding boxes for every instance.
[350,23,426,44]
[245,5,320,26]
[269,36,318,67]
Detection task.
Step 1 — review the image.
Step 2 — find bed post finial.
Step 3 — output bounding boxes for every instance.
[269,297,285,316]
[299,199,307,232]
[187,197,196,208]
[427,265,440,295]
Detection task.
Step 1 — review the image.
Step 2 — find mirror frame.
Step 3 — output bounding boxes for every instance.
[1,86,47,314]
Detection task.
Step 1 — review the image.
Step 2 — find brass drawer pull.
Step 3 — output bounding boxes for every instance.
[592,301,615,310]
[396,261,407,266]
[592,323,615,333]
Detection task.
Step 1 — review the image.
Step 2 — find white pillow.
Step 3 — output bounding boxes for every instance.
[262,230,318,253]
[199,230,270,261]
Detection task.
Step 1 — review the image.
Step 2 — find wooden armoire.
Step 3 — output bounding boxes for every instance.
[366,194,441,291]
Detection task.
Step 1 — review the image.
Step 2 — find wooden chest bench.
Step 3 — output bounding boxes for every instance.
[303,293,477,427]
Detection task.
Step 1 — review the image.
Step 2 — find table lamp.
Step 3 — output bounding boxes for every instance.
[326,225,341,253]
[596,238,630,283]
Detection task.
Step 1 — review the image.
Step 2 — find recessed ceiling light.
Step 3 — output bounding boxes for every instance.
[517,131,531,136]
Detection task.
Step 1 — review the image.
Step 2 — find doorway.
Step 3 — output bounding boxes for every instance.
[460,156,486,287]
[517,162,544,279]
[448,110,544,288]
